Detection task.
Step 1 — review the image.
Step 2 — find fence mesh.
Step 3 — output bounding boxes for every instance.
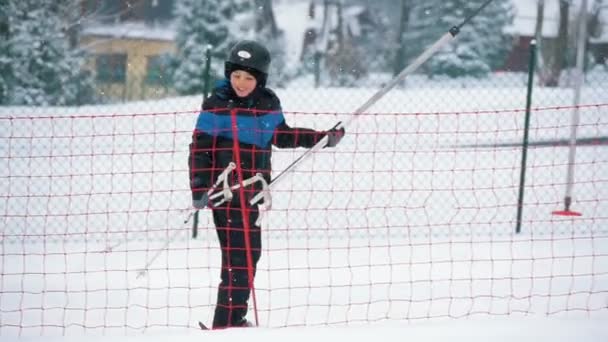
[2,0,608,334]
[1,94,607,334]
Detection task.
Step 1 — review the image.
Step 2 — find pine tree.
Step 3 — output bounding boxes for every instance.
[468,0,514,71]
[402,0,443,72]
[0,0,10,104]
[404,0,513,78]
[428,0,491,78]
[172,0,238,95]
[1,0,94,106]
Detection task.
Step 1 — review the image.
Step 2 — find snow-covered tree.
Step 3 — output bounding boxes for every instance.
[1,0,10,104]
[251,0,289,86]
[427,0,492,79]
[404,0,514,78]
[203,0,289,87]
[298,1,324,81]
[472,0,515,71]
[0,0,94,106]
[172,0,239,95]
[298,1,387,87]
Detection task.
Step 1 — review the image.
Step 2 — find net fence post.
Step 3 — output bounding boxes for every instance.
[515,39,537,234]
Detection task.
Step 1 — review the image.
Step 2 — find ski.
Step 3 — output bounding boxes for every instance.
[198,320,255,330]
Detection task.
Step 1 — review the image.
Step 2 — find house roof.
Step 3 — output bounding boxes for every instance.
[505,0,606,41]
[82,21,176,41]
[505,0,562,38]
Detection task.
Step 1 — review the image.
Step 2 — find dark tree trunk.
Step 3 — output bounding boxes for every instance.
[534,0,549,84]
[546,0,569,87]
[255,0,279,38]
[393,0,411,76]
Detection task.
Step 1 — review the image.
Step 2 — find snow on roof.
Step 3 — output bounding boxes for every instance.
[82,21,176,41]
[276,2,368,49]
[343,6,366,18]
[505,0,561,37]
[505,0,605,39]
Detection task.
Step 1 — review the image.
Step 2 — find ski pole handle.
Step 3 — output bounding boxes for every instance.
[192,210,199,239]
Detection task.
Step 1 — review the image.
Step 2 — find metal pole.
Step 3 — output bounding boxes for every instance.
[250,0,497,206]
[249,31,456,206]
[516,40,537,234]
[192,45,214,239]
[555,0,587,216]
[203,44,213,99]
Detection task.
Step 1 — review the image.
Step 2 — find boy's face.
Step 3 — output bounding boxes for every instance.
[230,70,257,98]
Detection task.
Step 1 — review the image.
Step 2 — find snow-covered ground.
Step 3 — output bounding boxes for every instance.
[1,80,608,341]
[5,317,608,342]
[3,0,608,338]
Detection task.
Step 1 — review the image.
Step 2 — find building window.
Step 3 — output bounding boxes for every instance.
[145,54,171,85]
[96,54,127,83]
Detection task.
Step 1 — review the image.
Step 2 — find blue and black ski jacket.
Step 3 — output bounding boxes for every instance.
[188,80,327,206]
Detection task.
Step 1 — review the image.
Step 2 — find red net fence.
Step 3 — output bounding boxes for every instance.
[1,93,607,334]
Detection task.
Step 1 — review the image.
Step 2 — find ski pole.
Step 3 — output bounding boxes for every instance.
[136,227,182,279]
[250,0,496,206]
[137,206,204,278]
[191,210,199,238]
[552,0,587,217]
[98,208,191,254]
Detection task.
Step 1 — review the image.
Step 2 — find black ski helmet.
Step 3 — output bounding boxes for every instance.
[225,40,271,86]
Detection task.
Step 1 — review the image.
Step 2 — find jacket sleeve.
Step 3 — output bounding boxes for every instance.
[272,121,327,149]
[260,87,327,149]
[188,130,214,201]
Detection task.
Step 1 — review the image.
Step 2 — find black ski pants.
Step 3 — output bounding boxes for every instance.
[211,205,261,329]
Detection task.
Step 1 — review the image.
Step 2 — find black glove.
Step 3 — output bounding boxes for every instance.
[325,125,345,148]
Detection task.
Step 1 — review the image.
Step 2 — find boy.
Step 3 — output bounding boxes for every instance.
[188,40,344,329]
